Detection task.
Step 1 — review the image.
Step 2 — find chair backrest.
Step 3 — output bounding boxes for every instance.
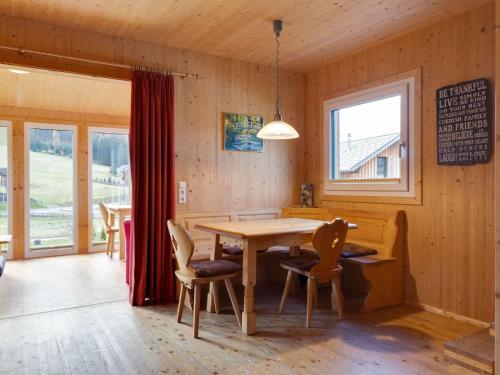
[99,202,111,231]
[167,219,195,274]
[310,218,349,280]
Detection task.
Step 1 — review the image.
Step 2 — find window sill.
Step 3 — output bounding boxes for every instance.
[320,194,421,206]
[321,182,422,206]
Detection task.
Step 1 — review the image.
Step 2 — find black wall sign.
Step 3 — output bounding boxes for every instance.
[436,78,491,165]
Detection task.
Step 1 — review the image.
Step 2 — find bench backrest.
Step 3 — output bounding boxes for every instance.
[282,207,405,260]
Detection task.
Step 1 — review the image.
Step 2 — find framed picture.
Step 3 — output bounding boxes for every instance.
[223,113,264,152]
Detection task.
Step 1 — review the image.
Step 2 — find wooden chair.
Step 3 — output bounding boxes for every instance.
[98,202,119,258]
[167,220,242,338]
[278,218,349,327]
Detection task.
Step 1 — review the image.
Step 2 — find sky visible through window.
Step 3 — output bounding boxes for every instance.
[337,95,401,142]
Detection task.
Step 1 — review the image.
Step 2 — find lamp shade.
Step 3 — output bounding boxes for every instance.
[257,120,299,140]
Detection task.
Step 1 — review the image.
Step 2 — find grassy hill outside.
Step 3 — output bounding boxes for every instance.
[0,130,129,248]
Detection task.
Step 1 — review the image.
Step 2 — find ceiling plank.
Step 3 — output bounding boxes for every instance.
[0,0,491,71]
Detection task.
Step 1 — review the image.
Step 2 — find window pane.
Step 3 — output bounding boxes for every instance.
[376,157,388,178]
[0,125,8,238]
[29,127,74,249]
[90,132,130,245]
[332,95,401,180]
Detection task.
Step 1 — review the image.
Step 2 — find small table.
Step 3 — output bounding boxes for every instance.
[0,235,12,276]
[195,218,357,335]
[107,204,131,260]
[0,235,12,253]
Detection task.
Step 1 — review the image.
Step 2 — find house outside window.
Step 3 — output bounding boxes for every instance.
[376,156,388,178]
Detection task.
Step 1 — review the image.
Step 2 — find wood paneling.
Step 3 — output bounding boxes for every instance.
[303,4,495,322]
[0,0,492,326]
[0,0,491,71]
[0,16,305,257]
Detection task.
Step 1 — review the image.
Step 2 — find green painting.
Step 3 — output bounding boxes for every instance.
[223,113,264,152]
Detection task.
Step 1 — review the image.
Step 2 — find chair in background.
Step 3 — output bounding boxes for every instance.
[98,202,119,258]
[278,218,349,327]
[167,220,242,338]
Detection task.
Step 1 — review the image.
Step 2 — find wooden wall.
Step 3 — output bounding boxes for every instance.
[0,5,493,324]
[0,14,306,259]
[304,4,495,322]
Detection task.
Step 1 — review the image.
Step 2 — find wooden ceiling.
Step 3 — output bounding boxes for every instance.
[0,0,490,71]
[0,65,130,116]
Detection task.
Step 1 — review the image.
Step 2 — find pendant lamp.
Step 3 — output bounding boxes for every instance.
[257,20,299,140]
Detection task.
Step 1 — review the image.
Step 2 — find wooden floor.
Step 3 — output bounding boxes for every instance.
[0,254,482,374]
[0,254,127,319]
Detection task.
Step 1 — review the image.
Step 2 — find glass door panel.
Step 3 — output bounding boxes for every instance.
[27,123,76,255]
[89,129,130,248]
[0,121,12,258]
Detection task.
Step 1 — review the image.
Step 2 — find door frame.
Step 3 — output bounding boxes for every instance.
[87,125,130,253]
[24,122,78,258]
[0,120,13,260]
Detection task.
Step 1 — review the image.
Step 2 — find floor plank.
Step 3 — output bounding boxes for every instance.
[0,254,127,319]
[0,254,482,374]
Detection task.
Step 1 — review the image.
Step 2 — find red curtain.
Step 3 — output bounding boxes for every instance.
[129,70,176,305]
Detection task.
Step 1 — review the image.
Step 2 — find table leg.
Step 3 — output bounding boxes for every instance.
[118,212,126,260]
[207,234,222,313]
[289,245,301,296]
[242,238,257,335]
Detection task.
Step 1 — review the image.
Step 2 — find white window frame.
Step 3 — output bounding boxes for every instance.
[0,121,13,259]
[87,126,130,252]
[24,122,78,258]
[323,77,415,197]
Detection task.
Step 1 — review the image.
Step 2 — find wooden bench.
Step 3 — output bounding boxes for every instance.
[176,208,282,259]
[282,207,406,312]
[175,208,285,308]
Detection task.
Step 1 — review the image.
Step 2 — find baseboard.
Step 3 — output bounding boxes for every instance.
[404,300,490,328]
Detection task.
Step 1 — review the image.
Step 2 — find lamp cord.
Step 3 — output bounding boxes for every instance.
[275,31,281,121]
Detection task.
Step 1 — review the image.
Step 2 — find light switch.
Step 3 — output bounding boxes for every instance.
[178,181,187,204]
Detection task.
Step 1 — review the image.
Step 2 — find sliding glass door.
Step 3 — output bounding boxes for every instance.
[89,128,130,250]
[25,123,77,257]
[0,121,12,258]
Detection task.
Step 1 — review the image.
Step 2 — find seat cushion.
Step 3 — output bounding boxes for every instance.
[341,243,378,258]
[189,259,242,277]
[280,254,320,271]
[222,244,244,256]
[0,255,5,277]
[267,246,290,254]
[222,244,267,256]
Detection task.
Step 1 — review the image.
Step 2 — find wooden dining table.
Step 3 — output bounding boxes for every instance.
[107,204,131,260]
[195,218,357,335]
